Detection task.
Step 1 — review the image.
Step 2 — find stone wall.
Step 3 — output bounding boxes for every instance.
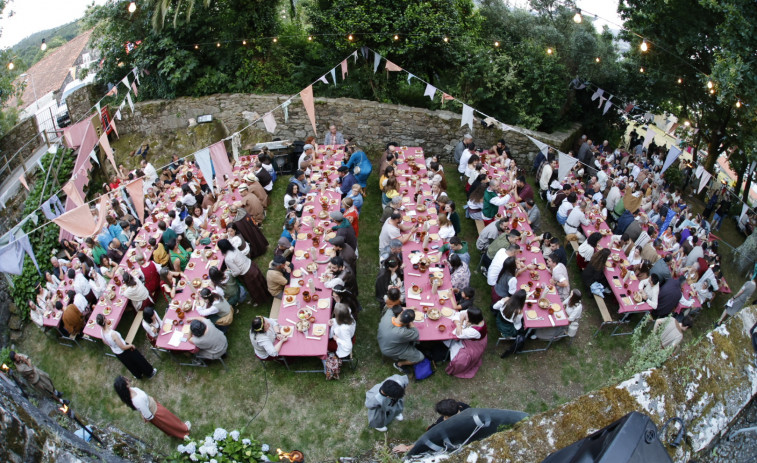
[114,92,579,166]
[65,83,106,123]
[442,305,757,463]
[0,117,41,185]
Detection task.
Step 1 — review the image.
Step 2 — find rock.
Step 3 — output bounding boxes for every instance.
[8,315,21,331]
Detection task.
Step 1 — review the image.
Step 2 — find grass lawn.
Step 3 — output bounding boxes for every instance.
[14,151,749,461]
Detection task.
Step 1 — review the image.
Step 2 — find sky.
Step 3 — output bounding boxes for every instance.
[0,0,623,49]
[0,0,108,49]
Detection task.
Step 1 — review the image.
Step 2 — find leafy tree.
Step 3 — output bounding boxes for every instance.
[617,0,757,200]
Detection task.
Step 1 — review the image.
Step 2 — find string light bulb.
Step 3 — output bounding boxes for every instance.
[640,40,648,52]
[707,80,713,89]
[393,34,399,41]
[7,62,14,70]
[242,40,247,45]
[443,36,449,43]
[273,37,278,43]
[216,42,221,48]
[595,57,600,63]
[40,39,47,51]
[547,48,553,54]
[348,34,353,41]
[494,41,500,47]
[709,88,715,94]
[677,78,682,84]
[684,121,690,127]
[639,67,644,73]
[573,10,582,23]
[128,1,136,13]
[736,100,741,108]
[308,36,313,41]
[194,44,199,49]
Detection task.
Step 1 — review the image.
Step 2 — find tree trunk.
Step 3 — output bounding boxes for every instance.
[743,168,754,205]
[704,138,719,172]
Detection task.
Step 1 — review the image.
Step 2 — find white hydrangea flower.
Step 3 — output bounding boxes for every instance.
[230,430,240,441]
[198,445,208,456]
[205,436,214,445]
[205,443,218,457]
[261,455,270,462]
[242,439,252,446]
[210,459,218,463]
[184,442,196,454]
[213,428,228,441]
[177,444,185,453]
[189,453,199,462]
[261,444,270,452]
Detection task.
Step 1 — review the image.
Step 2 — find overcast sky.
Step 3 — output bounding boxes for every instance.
[0,0,623,49]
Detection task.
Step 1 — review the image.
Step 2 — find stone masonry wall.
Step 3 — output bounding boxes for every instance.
[441,305,757,463]
[65,83,105,123]
[112,92,579,165]
[0,117,40,185]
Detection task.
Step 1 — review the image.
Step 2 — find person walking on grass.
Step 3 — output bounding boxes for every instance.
[365,374,408,432]
[113,376,191,439]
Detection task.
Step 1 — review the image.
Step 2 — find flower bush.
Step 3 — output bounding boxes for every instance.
[166,428,279,463]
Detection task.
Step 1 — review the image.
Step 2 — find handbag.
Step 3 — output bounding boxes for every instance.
[413,357,434,381]
[214,300,234,326]
[353,165,361,175]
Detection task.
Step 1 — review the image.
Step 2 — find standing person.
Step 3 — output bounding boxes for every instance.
[328,302,357,359]
[113,376,190,439]
[8,351,62,398]
[217,239,270,304]
[716,273,757,326]
[365,374,409,432]
[97,314,156,379]
[343,144,372,188]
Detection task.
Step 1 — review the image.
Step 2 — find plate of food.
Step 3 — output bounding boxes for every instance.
[550,303,562,312]
[186,262,196,270]
[605,261,614,268]
[612,254,621,262]
[538,298,551,309]
[526,310,539,320]
[427,308,442,320]
[285,295,296,304]
[295,250,305,258]
[410,284,422,296]
[325,232,336,240]
[438,290,451,299]
[297,308,313,320]
[108,291,117,301]
[318,299,330,309]
[192,278,202,288]
[163,322,173,333]
[292,269,302,278]
[414,311,425,322]
[633,292,644,303]
[530,246,540,253]
[297,233,308,240]
[280,325,293,336]
[306,263,318,273]
[529,271,540,280]
[312,324,327,336]
[537,264,546,270]
[296,320,310,333]
[87,319,97,328]
[103,307,112,316]
[416,205,427,212]
[441,307,455,317]
[409,253,422,264]
[429,233,440,241]
[204,249,214,258]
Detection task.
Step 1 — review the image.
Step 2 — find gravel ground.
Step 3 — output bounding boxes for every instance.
[698,396,757,463]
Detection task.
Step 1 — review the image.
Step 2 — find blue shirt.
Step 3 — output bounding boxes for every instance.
[339,173,357,196]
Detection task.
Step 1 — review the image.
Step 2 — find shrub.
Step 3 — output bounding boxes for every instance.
[166,428,279,463]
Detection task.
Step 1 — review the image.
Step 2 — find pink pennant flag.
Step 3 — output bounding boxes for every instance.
[300,85,318,136]
[209,141,233,190]
[442,93,454,101]
[341,60,348,80]
[62,180,85,206]
[99,133,118,171]
[624,103,634,113]
[262,112,277,134]
[19,173,29,191]
[131,82,138,97]
[106,86,118,97]
[124,178,144,221]
[53,203,97,238]
[385,60,402,72]
[110,117,119,138]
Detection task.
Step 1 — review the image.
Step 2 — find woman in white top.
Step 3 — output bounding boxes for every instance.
[284,183,303,214]
[437,214,456,240]
[249,316,290,359]
[140,306,163,346]
[99,256,118,281]
[639,274,660,309]
[578,232,602,267]
[329,303,356,359]
[44,271,60,293]
[121,272,153,312]
[191,206,208,229]
[218,239,269,302]
[225,226,250,256]
[563,290,583,337]
[197,287,232,327]
[445,307,488,378]
[97,314,156,379]
[114,376,190,439]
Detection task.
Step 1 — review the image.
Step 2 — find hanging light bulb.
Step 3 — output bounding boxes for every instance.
[393,34,399,41]
[595,57,600,63]
[194,44,199,50]
[736,100,741,108]
[677,78,682,84]
[40,39,47,51]
[573,10,582,23]
[216,42,221,48]
[128,1,137,13]
[273,37,278,43]
[443,36,449,43]
[8,62,14,70]
[494,41,500,47]
[547,48,553,54]
[348,34,353,41]
[639,67,645,73]
[242,40,247,45]
[640,40,648,52]
[308,36,313,41]
[707,80,713,89]
[684,121,691,127]
[709,89,715,94]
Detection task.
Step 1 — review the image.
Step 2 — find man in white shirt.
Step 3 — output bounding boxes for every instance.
[631,161,641,180]
[169,211,187,235]
[140,159,158,187]
[458,144,475,175]
[378,213,417,252]
[539,160,556,198]
[564,201,590,242]
[596,167,608,191]
[476,219,507,252]
[486,243,521,287]
[606,180,622,214]
[298,144,314,172]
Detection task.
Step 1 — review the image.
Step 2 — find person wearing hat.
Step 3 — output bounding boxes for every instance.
[289,170,311,196]
[329,235,356,273]
[240,183,265,224]
[380,195,403,224]
[337,165,357,197]
[245,173,269,208]
[330,210,358,251]
[274,236,295,262]
[266,255,291,299]
[324,124,345,145]
[228,202,269,259]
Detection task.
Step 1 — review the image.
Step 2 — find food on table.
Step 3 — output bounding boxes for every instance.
[547,285,556,292]
[296,320,310,332]
[312,324,327,336]
[163,322,173,333]
[295,250,305,258]
[411,284,422,295]
[317,299,330,309]
[526,310,538,320]
[103,307,112,315]
[538,298,551,309]
[318,210,329,219]
[441,308,454,317]
[87,319,96,328]
[292,269,302,278]
[633,292,644,303]
[284,287,300,295]
[529,271,540,280]
[186,262,195,270]
[285,295,295,304]
[306,263,318,273]
[550,303,561,312]
[280,326,293,336]
[537,264,546,270]
[612,254,620,262]
[108,291,117,300]
[530,246,540,253]
[297,308,313,320]
[192,278,202,288]
[427,308,441,320]
[438,324,447,332]
[414,311,425,322]
[204,250,214,258]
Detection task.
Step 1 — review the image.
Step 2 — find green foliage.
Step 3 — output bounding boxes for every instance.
[663,166,684,191]
[10,148,75,319]
[616,317,674,380]
[9,20,83,71]
[165,428,279,463]
[0,347,11,369]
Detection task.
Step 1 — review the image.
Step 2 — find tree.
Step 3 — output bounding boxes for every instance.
[617,0,757,198]
[146,0,211,32]
[0,0,21,137]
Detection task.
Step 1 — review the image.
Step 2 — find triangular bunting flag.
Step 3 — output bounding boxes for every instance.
[591,88,604,101]
[318,75,329,85]
[115,109,122,121]
[407,73,415,85]
[373,52,381,73]
[460,104,474,131]
[351,50,358,63]
[330,68,337,86]
[281,99,291,123]
[661,146,681,174]
[300,85,317,136]
[133,67,140,84]
[424,83,436,100]
[624,103,634,113]
[360,46,369,59]
[644,112,654,122]
[263,112,277,134]
[698,170,712,194]
[131,82,138,97]
[695,165,704,178]
[642,126,655,149]
[341,60,348,80]
[598,95,606,109]
[558,151,579,180]
[385,60,402,72]
[99,133,118,171]
[19,173,29,191]
[121,75,130,88]
[603,96,613,115]
[88,149,99,165]
[126,93,134,113]
[110,118,119,138]
[528,136,549,156]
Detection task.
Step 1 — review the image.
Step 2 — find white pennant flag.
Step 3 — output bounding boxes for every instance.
[407,73,414,85]
[698,170,712,194]
[373,52,381,73]
[281,99,292,123]
[318,75,329,85]
[126,93,134,113]
[598,95,606,109]
[231,132,241,161]
[351,50,358,63]
[330,68,337,86]
[603,96,613,115]
[558,151,579,180]
[121,75,130,88]
[501,123,515,132]
[89,149,99,165]
[95,101,101,115]
[739,204,750,225]
[642,126,655,149]
[132,67,140,85]
[119,100,126,112]
[424,83,436,100]
[661,145,681,174]
[695,165,704,178]
[461,104,474,130]
[528,136,549,156]
[591,88,604,101]
[262,112,277,134]
[114,109,122,121]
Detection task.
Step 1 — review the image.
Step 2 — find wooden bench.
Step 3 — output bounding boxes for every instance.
[475,220,485,234]
[269,298,282,319]
[592,294,634,337]
[567,239,579,260]
[125,311,144,344]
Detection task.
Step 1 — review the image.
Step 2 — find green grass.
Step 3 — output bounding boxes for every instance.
[14,151,749,462]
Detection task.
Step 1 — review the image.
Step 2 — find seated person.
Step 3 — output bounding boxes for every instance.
[186,318,228,360]
[377,308,423,371]
[249,316,290,359]
[328,303,357,359]
[444,307,488,379]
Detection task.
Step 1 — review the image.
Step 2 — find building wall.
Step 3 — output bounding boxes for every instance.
[0,117,41,185]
